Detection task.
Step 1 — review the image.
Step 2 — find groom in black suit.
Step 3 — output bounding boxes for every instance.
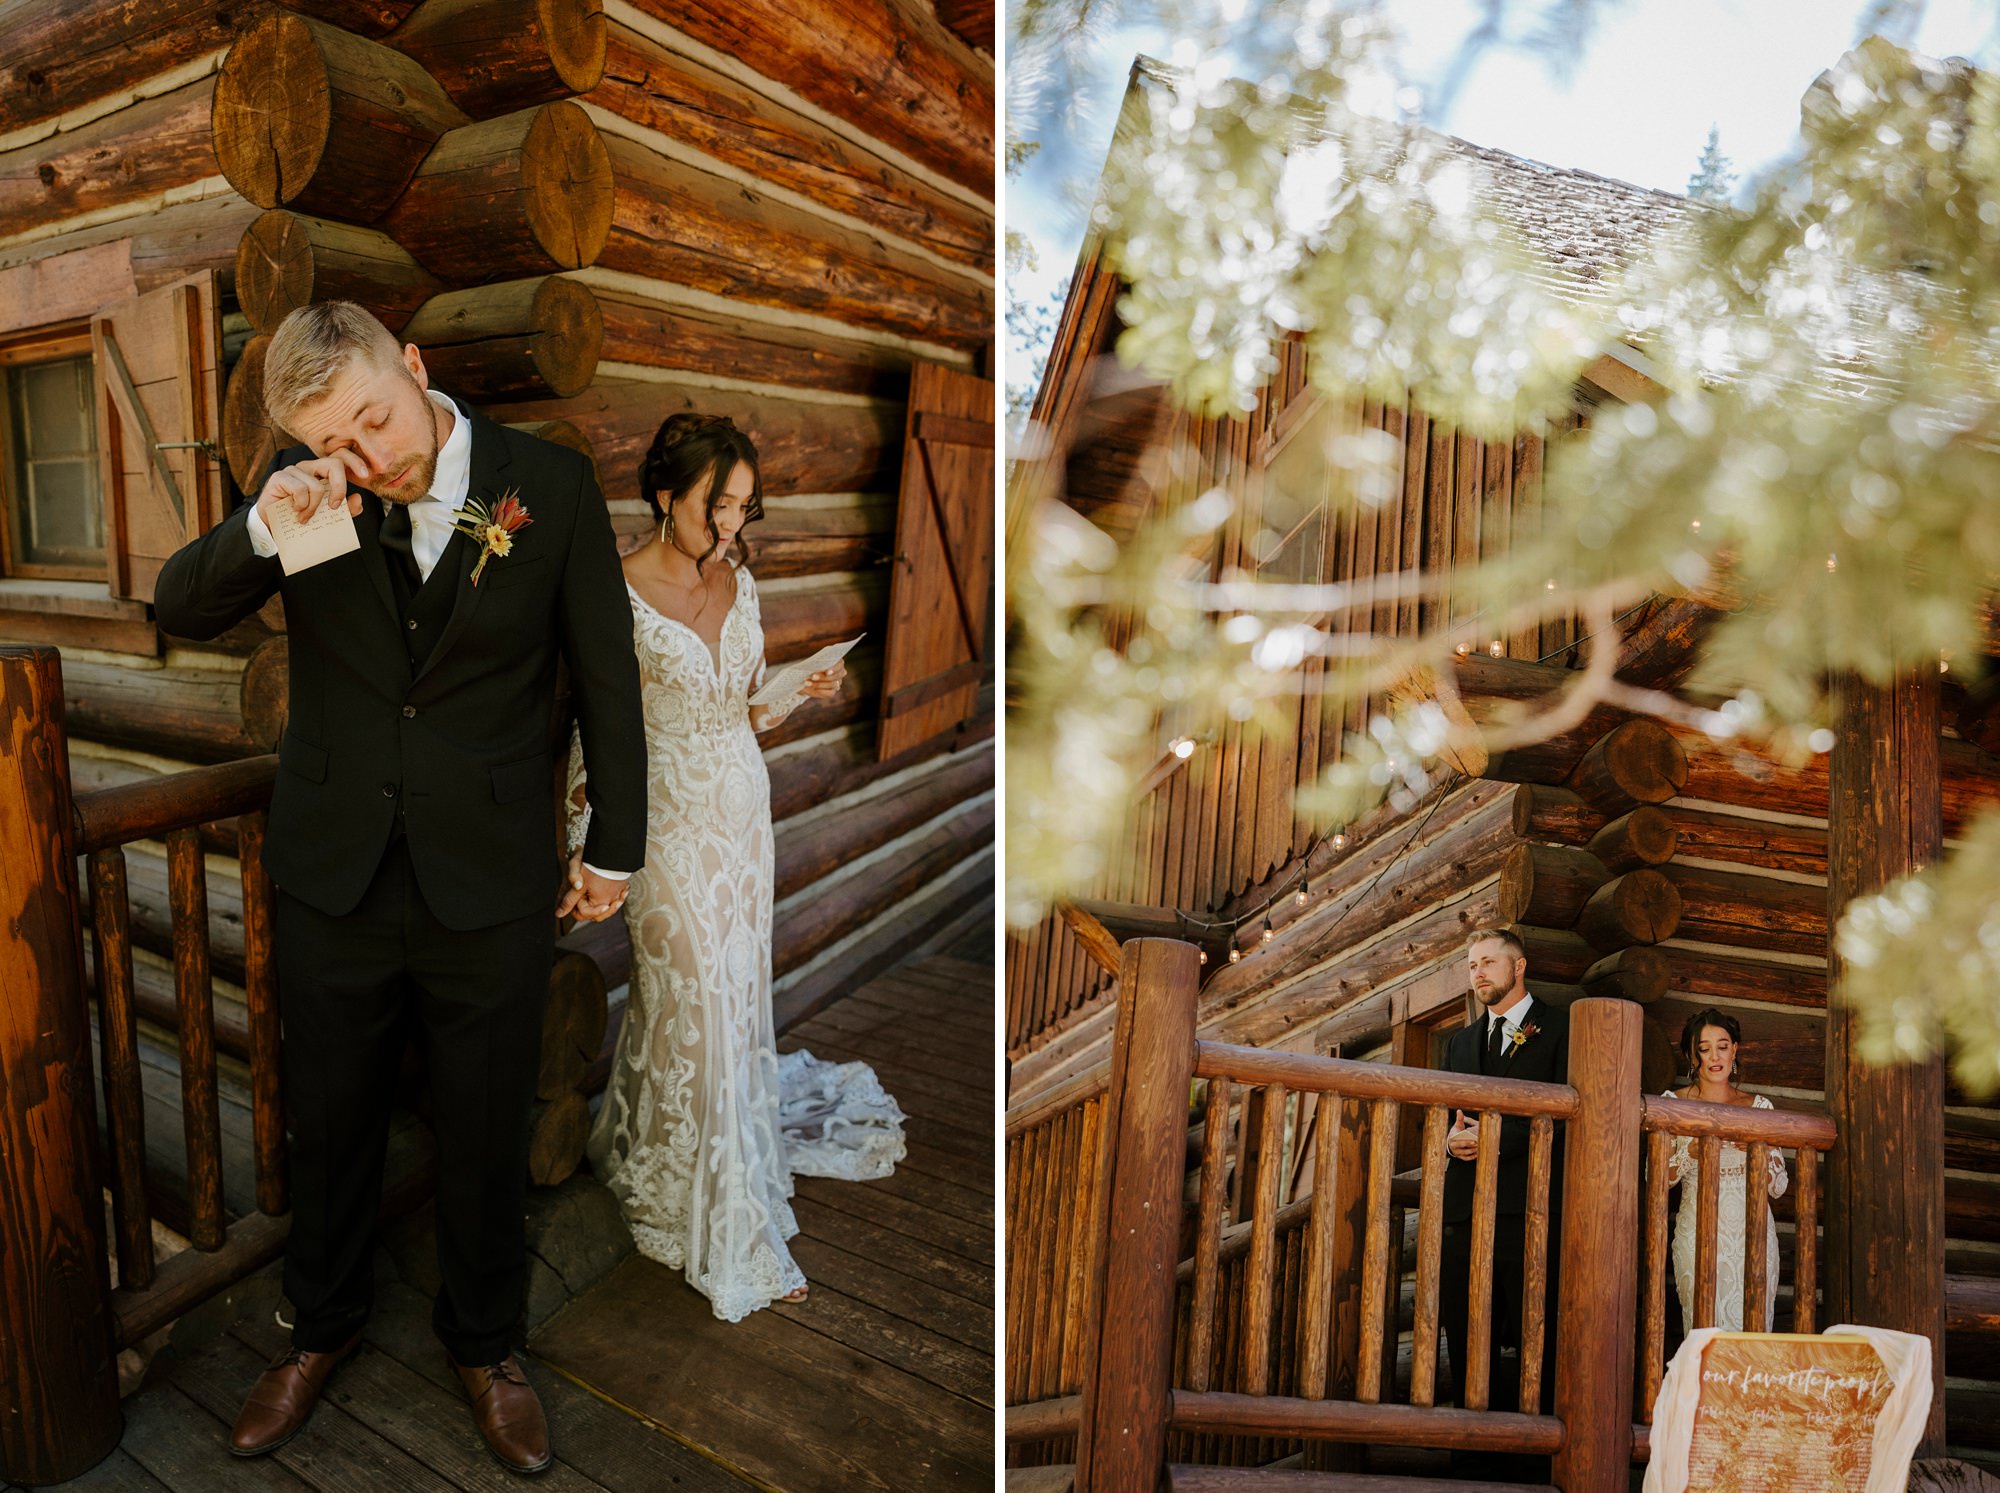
[154,302,645,1473]
[1437,927,1568,1465]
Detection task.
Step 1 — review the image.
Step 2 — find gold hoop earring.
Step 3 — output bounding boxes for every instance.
[657,512,669,545]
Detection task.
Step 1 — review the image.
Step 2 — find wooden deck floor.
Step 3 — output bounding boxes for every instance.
[14,948,994,1493]
[530,952,996,1492]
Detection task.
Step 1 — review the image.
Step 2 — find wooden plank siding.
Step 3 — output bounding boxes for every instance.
[1007,325,1586,1061]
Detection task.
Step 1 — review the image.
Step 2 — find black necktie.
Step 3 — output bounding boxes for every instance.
[1485,1017,1505,1073]
[380,499,422,595]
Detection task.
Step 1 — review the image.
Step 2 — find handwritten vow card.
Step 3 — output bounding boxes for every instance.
[267,497,359,575]
[751,634,862,710]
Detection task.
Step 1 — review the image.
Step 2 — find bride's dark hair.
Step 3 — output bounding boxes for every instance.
[639,412,763,571]
[1678,1007,1743,1084]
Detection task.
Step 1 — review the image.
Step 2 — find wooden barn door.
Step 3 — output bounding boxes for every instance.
[878,361,993,761]
[91,271,226,604]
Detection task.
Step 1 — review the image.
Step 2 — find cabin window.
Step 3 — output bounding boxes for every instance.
[0,326,104,582]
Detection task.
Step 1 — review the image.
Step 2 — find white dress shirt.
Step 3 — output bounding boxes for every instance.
[1485,993,1536,1054]
[245,391,629,886]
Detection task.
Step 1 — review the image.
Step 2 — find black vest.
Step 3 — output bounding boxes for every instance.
[390,532,461,671]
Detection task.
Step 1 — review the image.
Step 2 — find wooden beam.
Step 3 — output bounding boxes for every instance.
[1057,901,1122,978]
[1825,666,1947,1454]
[1578,343,1668,404]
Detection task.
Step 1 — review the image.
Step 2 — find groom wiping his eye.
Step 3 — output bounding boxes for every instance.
[154,301,646,1474]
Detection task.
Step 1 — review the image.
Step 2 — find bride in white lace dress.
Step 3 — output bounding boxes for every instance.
[564,413,905,1322]
[1663,1009,1788,1332]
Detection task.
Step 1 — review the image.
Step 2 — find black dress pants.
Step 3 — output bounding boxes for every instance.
[1440,1214,1561,1480]
[275,832,552,1365]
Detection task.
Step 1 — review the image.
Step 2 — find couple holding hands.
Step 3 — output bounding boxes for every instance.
[155,302,904,1474]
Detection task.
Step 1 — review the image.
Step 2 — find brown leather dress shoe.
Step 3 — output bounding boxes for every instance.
[229,1329,363,1456]
[455,1354,552,1474]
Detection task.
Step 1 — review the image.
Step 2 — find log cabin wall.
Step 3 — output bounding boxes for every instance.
[1009,179,2000,1471]
[0,0,996,1183]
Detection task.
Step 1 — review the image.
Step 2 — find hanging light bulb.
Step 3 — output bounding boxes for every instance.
[1455,641,1470,656]
[1198,948,1208,965]
[1690,518,1702,533]
[1826,553,1838,573]
[1228,946,1242,963]
[1489,640,1504,657]
[1261,916,1275,944]
[1333,832,1346,850]
[1171,736,1196,759]
[1295,880,1309,906]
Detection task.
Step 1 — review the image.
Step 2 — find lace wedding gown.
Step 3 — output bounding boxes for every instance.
[569,562,905,1321]
[1664,1091,1788,1332]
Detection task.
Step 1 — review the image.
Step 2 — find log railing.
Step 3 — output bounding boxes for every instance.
[1631,1093,1836,1463]
[1004,932,1784,1493]
[0,645,290,1483]
[76,753,285,1305]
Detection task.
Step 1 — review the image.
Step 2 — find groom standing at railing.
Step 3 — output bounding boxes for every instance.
[1439,927,1570,1475]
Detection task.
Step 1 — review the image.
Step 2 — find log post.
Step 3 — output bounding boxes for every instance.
[1566,719,1686,814]
[380,102,614,283]
[235,210,443,336]
[223,334,288,498]
[212,12,466,219]
[1496,842,1609,927]
[1575,869,1681,951]
[400,276,603,400]
[388,0,608,117]
[0,647,121,1484]
[1074,938,1199,1493]
[1826,669,1946,1453]
[1552,997,1642,1493]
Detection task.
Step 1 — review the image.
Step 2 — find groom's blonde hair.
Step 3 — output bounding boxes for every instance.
[263,302,406,430]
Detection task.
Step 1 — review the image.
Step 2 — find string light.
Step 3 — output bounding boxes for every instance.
[1455,642,1470,656]
[1333,832,1347,849]
[1198,948,1208,965]
[1690,518,1701,533]
[1229,946,1241,963]
[1171,735,1196,758]
[1827,553,1838,573]
[1261,916,1275,944]
[1489,640,1504,657]
[1296,880,1310,906]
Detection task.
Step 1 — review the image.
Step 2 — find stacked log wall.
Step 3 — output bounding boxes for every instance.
[2,0,995,1190]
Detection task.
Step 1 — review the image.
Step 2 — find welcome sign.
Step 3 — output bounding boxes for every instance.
[1689,1335,1892,1488]
[1644,1328,1931,1493]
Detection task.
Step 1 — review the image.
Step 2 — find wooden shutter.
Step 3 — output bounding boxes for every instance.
[878,361,993,761]
[91,271,225,603]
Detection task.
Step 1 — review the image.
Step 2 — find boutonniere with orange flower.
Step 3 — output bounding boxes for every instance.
[1504,1020,1540,1054]
[451,488,533,585]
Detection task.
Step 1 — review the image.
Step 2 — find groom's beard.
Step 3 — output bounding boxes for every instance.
[375,447,438,505]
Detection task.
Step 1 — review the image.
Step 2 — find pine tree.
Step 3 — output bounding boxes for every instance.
[1687,124,1736,203]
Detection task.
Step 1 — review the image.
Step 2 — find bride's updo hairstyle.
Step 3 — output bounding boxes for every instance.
[1677,1007,1743,1084]
[640,411,764,571]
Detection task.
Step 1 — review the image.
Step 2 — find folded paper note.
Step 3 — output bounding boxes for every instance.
[750,634,862,709]
[267,496,359,575]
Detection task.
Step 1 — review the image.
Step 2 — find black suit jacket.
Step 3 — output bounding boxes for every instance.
[1440,998,1571,1224]
[154,403,646,931]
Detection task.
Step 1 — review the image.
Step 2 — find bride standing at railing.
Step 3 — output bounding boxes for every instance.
[1663,1008,1788,1332]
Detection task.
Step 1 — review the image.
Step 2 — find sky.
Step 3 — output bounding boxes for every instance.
[1004,0,2000,398]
